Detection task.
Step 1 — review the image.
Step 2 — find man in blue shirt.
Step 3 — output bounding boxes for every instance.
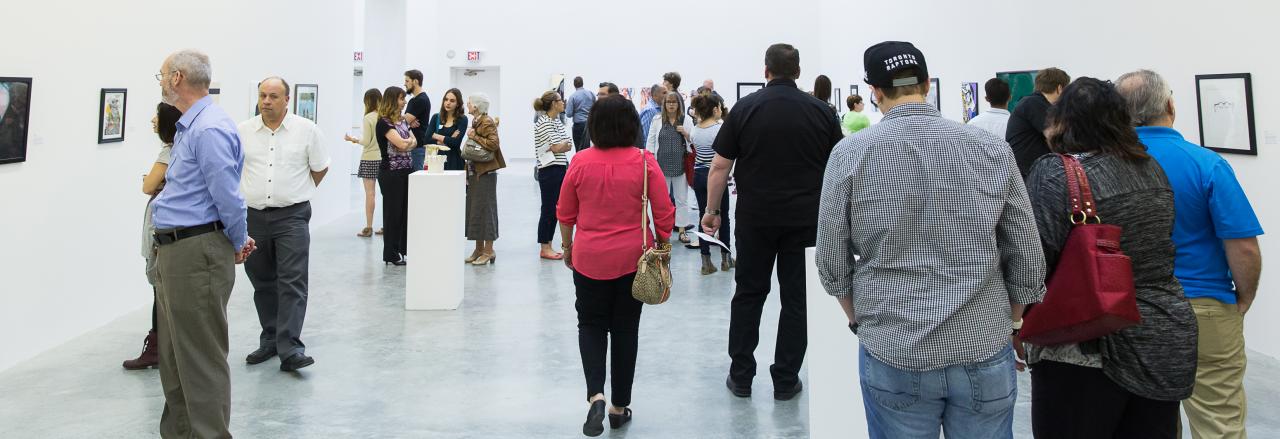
[1117,69,1263,439]
[565,76,595,151]
[152,49,255,439]
[638,83,667,143]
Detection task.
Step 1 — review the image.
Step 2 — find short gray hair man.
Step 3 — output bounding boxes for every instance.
[468,93,490,114]
[1115,69,1173,126]
[167,49,213,90]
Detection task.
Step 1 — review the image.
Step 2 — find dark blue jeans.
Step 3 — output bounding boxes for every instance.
[537,165,566,244]
[692,167,731,255]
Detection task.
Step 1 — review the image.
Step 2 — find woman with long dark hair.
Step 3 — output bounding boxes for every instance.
[375,86,417,265]
[1024,77,1197,438]
[345,88,383,237]
[426,88,468,171]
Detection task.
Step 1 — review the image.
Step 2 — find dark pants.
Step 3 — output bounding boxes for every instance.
[575,271,643,407]
[379,170,410,262]
[1031,360,1180,438]
[537,165,566,244]
[728,224,815,389]
[692,167,731,256]
[572,122,589,152]
[245,202,312,358]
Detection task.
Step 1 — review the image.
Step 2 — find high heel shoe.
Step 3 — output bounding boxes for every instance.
[464,252,482,263]
[385,259,406,266]
[608,407,632,429]
[471,254,495,265]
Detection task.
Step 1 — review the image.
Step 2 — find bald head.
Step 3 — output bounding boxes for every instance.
[257,76,291,125]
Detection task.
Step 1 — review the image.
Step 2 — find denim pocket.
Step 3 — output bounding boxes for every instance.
[861,349,921,410]
[964,347,1017,413]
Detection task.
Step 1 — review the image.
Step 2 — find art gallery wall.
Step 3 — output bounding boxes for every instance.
[817,0,1280,358]
[0,0,357,372]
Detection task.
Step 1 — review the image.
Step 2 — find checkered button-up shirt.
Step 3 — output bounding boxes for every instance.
[816,102,1046,371]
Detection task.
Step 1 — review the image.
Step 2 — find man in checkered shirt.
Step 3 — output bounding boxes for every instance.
[816,41,1046,438]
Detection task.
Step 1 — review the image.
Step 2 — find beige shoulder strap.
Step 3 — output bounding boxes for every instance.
[640,148,649,251]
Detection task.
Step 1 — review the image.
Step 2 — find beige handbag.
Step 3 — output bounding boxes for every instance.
[632,149,673,305]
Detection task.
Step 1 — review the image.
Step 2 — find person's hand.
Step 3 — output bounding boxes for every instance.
[432,134,446,143]
[344,134,359,143]
[235,238,257,264]
[467,128,476,138]
[451,131,460,138]
[701,213,721,236]
[1011,334,1027,372]
[410,119,421,128]
[676,126,687,135]
[1238,299,1253,315]
[562,243,573,270]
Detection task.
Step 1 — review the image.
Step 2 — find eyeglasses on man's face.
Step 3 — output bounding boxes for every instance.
[155,70,179,82]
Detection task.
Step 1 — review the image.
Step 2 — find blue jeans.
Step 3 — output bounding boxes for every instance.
[860,345,1016,439]
[410,147,426,171]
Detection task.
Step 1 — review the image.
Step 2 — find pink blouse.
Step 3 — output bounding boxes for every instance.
[557,147,676,280]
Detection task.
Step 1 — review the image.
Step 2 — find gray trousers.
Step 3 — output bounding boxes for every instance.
[155,230,235,439]
[245,202,312,359]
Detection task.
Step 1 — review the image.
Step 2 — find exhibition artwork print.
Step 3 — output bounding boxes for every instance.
[961,82,979,123]
[926,78,940,111]
[98,88,127,144]
[0,77,32,165]
[1196,73,1257,155]
[736,82,764,101]
[294,84,318,123]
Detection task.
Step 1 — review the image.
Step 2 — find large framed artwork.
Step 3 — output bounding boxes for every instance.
[0,77,33,164]
[736,82,765,101]
[996,70,1037,113]
[926,78,941,111]
[1195,73,1257,155]
[960,82,980,122]
[98,88,127,144]
[293,83,318,123]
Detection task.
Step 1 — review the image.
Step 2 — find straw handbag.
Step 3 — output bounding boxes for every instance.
[632,149,673,305]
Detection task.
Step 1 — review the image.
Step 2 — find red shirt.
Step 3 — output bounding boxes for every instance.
[557,147,676,280]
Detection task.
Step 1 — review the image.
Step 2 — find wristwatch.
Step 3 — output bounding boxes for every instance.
[848,321,859,335]
[706,209,721,216]
[1011,318,1023,336]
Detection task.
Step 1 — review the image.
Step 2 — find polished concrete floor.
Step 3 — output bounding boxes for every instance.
[2,160,1279,438]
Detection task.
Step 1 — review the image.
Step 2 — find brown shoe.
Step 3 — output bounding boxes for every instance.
[122,330,159,370]
[357,227,373,237]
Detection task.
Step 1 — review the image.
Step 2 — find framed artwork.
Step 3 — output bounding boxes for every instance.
[639,86,652,107]
[736,82,765,101]
[926,78,941,111]
[830,87,842,113]
[98,88,127,143]
[960,82,980,123]
[996,70,1037,113]
[868,85,879,110]
[209,87,221,105]
[0,77,32,165]
[620,87,633,101]
[293,83,318,123]
[849,84,860,97]
[1195,73,1256,155]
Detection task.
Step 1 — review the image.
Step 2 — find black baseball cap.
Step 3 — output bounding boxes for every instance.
[863,41,929,88]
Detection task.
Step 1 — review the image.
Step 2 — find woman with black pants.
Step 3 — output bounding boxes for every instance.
[533,90,572,260]
[688,93,734,275]
[375,86,417,265]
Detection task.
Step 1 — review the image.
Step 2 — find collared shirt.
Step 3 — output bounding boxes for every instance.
[565,87,595,124]
[151,95,248,250]
[638,102,661,142]
[1138,126,1264,304]
[816,102,1046,371]
[533,113,570,168]
[967,108,1009,138]
[712,78,843,226]
[238,113,331,209]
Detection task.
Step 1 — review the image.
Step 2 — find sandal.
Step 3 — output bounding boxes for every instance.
[678,230,691,244]
[608,407,632,429]
[375,228,385,235]
[357,227,373,238]
[539,250,564,260]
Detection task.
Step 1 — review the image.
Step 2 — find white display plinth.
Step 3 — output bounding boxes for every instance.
[805,247,868,438]
[406,170,466,310]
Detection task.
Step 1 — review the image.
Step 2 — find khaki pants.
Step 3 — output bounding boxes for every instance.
[1184,297,1248,439]
[155,231,235,439]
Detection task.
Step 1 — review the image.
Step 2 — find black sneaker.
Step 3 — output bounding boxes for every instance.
[774,381,803,401]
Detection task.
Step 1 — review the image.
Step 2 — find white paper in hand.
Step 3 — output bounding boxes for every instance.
[692,231,729,250]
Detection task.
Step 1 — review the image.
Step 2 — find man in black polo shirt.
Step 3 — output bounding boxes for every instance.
[703,43,842,401]
[1005,67,1069,178]
[403,69,431,170]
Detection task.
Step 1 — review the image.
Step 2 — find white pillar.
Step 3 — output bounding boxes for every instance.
[805,247,868,438]
[406,170,466,310]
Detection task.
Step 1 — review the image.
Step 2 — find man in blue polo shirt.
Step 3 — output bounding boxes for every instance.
[1117,69,1264,439]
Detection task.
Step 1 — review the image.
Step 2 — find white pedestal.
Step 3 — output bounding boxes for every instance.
[805,247,868,438]
[406,170,466,310]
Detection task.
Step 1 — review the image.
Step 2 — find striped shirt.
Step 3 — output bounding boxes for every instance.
[534,113,570,168]
[689,122,720,168]
[816,102,1046,371]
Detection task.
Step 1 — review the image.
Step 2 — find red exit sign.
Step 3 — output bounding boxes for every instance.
[466,51,480,61]
[353,51,363,61]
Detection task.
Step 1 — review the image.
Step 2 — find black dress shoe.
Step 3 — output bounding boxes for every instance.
[774,380,803,401]
[245,347,277,365]
[583,400,606,437]
[608,407,632,429]
[280,353,315,372]
[726,376,751,398]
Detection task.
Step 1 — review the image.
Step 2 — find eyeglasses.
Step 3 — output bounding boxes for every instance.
[155,70,178,81]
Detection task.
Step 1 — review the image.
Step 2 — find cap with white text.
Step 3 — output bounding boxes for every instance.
[863,41,929,89]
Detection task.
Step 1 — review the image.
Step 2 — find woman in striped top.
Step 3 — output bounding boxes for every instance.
[689,93,734,275]
[534,90,573,260]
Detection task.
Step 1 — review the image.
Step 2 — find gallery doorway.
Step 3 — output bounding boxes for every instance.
[450,66,501,124]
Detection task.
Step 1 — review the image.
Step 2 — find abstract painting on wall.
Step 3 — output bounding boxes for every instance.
[1196,73,1256,155]
[960,82,979,123]
[0,77,31,164]
[98,88,127,144]
[294,83,318,123]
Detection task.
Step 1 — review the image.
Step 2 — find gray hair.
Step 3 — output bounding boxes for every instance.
[168,49,213,90]
[649,83,665,97]
[1115,69,1171,127]
[469,93,490,114]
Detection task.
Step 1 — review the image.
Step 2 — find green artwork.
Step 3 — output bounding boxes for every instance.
[997,70,1038,113]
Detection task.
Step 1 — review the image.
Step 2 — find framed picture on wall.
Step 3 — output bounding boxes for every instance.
[294,83,318,123]
[960,82,980,123]
[1195,73,1256,155]
[98,88,127,144]
[209,87,221,105]
[996,70,1038,113]
[0,77,32,165]
[737,82,765,101]
[849,84,860,97]
[830,87,842,113]
[926,78,941,111]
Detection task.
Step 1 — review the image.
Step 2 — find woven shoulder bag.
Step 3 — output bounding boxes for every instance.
[632,149,673,305]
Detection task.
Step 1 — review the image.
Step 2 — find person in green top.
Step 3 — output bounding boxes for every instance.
[841,94,871,135]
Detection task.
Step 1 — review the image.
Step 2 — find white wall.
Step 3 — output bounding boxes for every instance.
[0,0,356,371]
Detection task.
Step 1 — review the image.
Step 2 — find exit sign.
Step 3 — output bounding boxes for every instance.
[466,51,480,61]
[353,51,363,61]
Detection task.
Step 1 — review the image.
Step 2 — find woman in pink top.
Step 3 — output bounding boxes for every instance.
[557,95,675,436]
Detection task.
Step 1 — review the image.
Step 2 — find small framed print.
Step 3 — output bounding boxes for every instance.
[98,88,127,144]
[927,78,940,111]
[293,83,318,123]
[961,82,980,122]
[1195,73,1257,155]
[0,77,33,164]
[736,82,765,101]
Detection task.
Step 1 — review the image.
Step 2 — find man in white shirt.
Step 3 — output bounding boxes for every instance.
[967,78,1011,138]
[238,76,330,372]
